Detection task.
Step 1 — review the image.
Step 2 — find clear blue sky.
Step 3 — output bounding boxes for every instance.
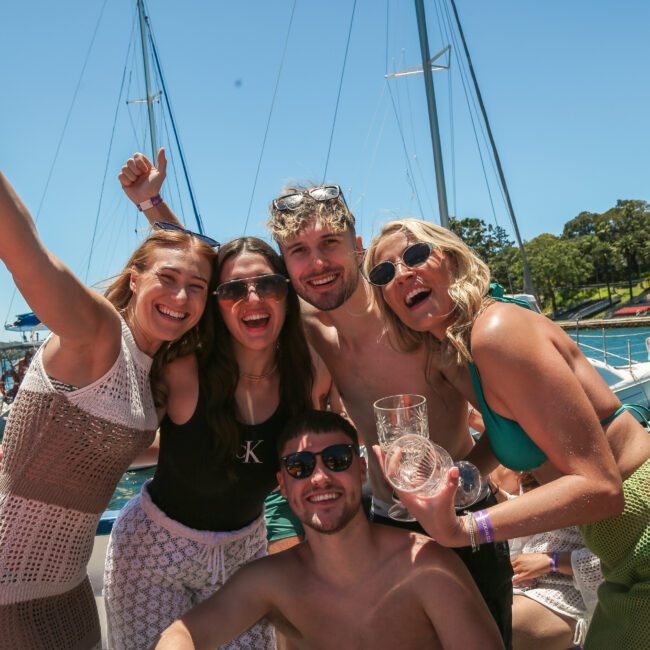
[1,0,649,339]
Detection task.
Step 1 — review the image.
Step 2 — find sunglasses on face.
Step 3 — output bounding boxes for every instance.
[366,241,433,286]
[154,221,220,249]
[273,184,348,212]
[213,273,290,303]
[281,443,359,480]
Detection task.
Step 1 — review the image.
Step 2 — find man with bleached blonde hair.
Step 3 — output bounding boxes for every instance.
[268,183,513,647]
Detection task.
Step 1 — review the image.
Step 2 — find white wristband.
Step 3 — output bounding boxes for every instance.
[137,195,163,212]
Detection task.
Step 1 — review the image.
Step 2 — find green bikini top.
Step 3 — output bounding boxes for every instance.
[468,362,547,471]
[468,285,647,472]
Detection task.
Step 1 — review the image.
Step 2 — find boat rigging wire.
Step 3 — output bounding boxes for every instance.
[84,13,138,284]
[399,48,437,218]
[146,3,205,235]
[322,0,358,183]
[243,0,298,235]
[437,0,505,219]
[430,0,457,217]
[446,0,535,294]
[384,1,425,219]
[435,0,502,229]
[4,0,109,327]
[159,105,187,222]
[386,80,426,219]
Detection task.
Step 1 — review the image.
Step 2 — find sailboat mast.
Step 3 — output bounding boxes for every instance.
[137,0,158,161]
[448,0,535,296]
[414,0,450,229]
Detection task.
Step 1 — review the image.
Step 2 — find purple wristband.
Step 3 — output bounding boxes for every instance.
[474,509,494,545]
[550,551,559,573]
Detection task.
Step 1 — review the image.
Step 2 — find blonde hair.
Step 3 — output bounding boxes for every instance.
[104,229,218,406]
[267,184,355,245]
[363,218,491,365]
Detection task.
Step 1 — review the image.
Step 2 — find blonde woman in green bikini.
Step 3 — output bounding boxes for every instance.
[364,217,650,650]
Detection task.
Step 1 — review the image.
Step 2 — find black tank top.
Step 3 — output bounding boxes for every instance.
[148,393,288,531]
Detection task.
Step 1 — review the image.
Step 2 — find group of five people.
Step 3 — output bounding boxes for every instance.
[0,148,648,649]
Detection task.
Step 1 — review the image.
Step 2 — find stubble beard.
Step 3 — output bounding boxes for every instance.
[301,500,361,536]
[298,268,360,312]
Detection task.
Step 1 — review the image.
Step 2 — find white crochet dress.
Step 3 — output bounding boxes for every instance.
[512,526,604,647]
[0,318,157,649]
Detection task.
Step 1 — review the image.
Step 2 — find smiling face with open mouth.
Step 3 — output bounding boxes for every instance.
[128,245,211,355]
[374,231,456,339]
[281,221,361,311]
[278,430,364,535]
[216,252,287,354]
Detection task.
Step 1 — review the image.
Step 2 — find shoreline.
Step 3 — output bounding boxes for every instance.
[555,316,650,331]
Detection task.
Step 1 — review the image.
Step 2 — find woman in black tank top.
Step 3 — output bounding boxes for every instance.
[105,233,337,650]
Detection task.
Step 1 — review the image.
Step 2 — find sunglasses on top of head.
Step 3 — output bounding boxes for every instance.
[213,273,290,303]
[366,241,433,286]
[280,443,359,480]
[154,221,220,249]
[273,184,349,212]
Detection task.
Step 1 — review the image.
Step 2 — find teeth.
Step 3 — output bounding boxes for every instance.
[242,313,269,322]
[405,287,429,306]
[158,305,186,319]
[310,274,336,286]
[309,492,339,503]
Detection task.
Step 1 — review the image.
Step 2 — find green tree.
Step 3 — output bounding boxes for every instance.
[606,200,650,301]
[449,217,515,266]
[511,234,592,313]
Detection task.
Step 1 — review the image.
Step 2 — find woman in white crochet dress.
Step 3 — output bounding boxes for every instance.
[0,171,216,649]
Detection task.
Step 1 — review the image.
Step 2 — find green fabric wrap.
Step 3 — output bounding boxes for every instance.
[580,459,650,649]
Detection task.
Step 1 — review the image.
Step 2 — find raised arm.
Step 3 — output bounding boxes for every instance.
[0,172,118,348]
[119,149,183,228]
[154,559,275,650]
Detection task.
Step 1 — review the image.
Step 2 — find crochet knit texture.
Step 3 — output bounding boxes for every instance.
[0,319,157,649]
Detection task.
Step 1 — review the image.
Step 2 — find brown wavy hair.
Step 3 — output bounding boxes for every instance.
[267,183,355,245]
[198,237,314,474]
[104,229,218,405]
[364,218,491,365]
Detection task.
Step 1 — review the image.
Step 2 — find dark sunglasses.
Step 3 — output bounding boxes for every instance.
[366,242,433,286]
[213,273,289,303]
[154,221,220,249]
[281,443,359,480]
[273,184,348,212]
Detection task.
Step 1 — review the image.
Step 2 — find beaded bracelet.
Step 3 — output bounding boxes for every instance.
[464,511,480,553]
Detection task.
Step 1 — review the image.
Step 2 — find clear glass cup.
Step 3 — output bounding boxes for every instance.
[373,394,428,521]
[384,435,483,509]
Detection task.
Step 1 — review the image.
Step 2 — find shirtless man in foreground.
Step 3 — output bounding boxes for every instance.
[154,410,503,650]
[118,153,512,645]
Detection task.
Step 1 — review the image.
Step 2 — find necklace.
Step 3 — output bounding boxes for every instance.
[239,365,278,381]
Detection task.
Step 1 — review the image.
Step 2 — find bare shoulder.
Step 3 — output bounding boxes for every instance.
[407,532,465,573]
[308,343,333,405]
[299,298,331,332]
[471,302,550,363]
[374,525,462,575]
[240,542,305,591]
[163,353,198,385]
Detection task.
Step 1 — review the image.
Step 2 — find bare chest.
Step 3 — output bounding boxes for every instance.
[276,576,440,650]
[306,320,471,455]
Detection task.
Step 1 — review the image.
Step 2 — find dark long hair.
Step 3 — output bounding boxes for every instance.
[198,237,314,473]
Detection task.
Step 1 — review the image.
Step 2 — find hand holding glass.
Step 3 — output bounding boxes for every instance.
[384,435,483,509]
